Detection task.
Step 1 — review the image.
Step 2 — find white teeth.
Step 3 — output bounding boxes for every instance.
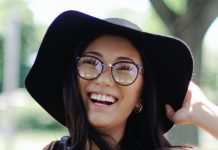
[106,97,110,102]
[90,93,115,103]
[97,95,101,100]
[102,95,106,101]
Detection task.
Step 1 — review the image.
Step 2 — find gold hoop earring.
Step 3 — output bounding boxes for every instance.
[134,104,143,113]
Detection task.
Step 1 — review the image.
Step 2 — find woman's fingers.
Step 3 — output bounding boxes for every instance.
[165,104,191,125]
[183,89,192,107]
[165,104,175,122]
[165,81,209,125]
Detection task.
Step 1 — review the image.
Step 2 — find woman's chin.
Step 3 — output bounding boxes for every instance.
[88,114,114,129]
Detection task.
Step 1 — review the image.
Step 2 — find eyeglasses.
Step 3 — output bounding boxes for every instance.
[77,55,142,86]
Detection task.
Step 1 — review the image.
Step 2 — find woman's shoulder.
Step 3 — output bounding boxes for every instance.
[42,141,58,150]
[42,136,71,150]
[168,147,197,150]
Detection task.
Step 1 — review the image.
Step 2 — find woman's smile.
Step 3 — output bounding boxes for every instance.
[89,92,117,106]
[86,92,120,117]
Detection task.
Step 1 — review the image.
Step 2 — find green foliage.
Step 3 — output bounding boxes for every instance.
[16,1,42,88]
[163,0,187,15]
[19,20,37,88]
[0,35,4,92]
[107,7,168,35]
[142,8,169,34]
[14,101,66,131]
[18,23,47,88]
[0,0,47,90]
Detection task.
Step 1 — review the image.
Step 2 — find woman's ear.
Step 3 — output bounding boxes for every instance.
[134,100,143,113]
[134,100,141,108]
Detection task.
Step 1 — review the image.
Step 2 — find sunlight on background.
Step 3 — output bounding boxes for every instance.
[205,17,218,52]
[27,0,149,25]
[1,0,218,149]
[202,17,218,103]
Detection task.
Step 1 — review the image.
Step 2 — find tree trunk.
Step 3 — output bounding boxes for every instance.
[150,0,218,146]
[2,1,20,149]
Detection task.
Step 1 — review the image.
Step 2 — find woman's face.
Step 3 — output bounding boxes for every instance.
[78,35,143,136]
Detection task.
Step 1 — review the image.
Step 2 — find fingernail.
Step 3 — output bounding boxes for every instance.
[165,104,170,109]
[165,104,172,112]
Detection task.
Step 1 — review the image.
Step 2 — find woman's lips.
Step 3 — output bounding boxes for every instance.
[88,92,118,106]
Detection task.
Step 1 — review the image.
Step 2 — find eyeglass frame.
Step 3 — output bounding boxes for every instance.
[76,55,143,86]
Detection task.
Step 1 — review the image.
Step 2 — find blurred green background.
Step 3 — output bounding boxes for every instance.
[0,0,218,149]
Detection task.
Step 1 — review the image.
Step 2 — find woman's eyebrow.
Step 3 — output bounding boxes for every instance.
[83,51,136,63]
[116,56,135,62]
[83,51,103,58]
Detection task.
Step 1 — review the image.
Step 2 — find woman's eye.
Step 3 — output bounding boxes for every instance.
[82,58,99,66]
[116,64,133,71]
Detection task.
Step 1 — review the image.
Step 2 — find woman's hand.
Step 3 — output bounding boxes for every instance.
[165,81,218,139]
[165,81,207,125]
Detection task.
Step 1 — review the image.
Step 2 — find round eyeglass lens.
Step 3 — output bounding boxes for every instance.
[112,62,138,85]
[77,56,103,79]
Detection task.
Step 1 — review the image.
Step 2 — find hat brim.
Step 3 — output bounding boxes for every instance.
[25,10,193,133]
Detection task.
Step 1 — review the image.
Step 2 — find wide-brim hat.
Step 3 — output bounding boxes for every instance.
[25,10,193,133]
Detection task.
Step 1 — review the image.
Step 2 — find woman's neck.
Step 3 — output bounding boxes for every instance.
[90,124,125,149]
[97,123,125,143]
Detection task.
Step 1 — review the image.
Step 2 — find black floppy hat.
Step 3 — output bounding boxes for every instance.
[25,10,193,133]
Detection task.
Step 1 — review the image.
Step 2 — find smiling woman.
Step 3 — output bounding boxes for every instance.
[25,10,195,149]
[77,35,144,143]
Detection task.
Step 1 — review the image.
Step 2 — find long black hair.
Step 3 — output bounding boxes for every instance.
[62,31,172,150]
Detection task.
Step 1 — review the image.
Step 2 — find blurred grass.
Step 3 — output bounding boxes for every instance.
[0,129,68,150]
[0,89,68,150]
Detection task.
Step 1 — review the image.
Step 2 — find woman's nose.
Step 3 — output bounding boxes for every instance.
[94,67,114,86]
